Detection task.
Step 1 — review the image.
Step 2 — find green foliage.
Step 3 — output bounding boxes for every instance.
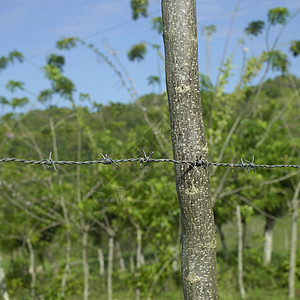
[0,96,9,105]
[127,43,147,62]
[151,16,163,34]
[244,20,265,36]
[130,0,148,20]
[42,64,75,100]
[242,55,264,84]
[0,50,23,71]
[56,37,78,50]
[38,89,53,103]
[10,97,29,109]
[290,40,300,57]
[147,75,160,86]
[46,54,65,71]
[5,80,24,93]
[199,73,214,92]
[267,7,290,25]
[263,50,289,73]
[201,24,217,36]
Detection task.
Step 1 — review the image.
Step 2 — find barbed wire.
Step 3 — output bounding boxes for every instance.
[0,151,299,172]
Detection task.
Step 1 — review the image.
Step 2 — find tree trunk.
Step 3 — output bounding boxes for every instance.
[136,225,143,300]
[26,237,36,299]
[263,217,275,266]
[60,198,71,299]
[162,1,217,299]
[107,235,114,300]
[130,254,135,273]
[288,181,300,299]
[115,241,126,272]
[82,226,89,300]
[0,252,10,300]
[236,205,246,299]
[98,247,105,276]
[216,224,229,260]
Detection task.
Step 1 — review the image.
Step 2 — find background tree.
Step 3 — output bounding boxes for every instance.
[201,25,217,78]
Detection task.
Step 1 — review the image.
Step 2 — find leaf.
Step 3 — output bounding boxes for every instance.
[267,7,289,25]
[38,89,53,103]
[6,80,24,93]
[47,54,65,71]
[10,97,29,109]
[8,50,24,63]
[263,50,290,73]
[79,93,91,103]
[290,40,300,57]
[147,75,160,86]
[0,96,9,105]
[0,57,9,71]
[56,37,78,50]
[201,25,217,36]
[0,50,23,72]
[244,21,265,36]
[130,0,148,20]
[151,17,163,34]
[127,43,147,62]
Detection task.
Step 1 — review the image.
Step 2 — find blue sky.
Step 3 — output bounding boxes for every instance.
[1,0,300,113]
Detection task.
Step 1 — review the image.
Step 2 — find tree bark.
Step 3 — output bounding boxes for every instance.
[216,225,229,260]
[288,181,300,299]
[60,198,71,299]
[236,205,246,299]
[82,226,89,300]
[162,1,217,299]
[107,235,114,300]
[116,241,126,272]
[0,252,10,300]
[263,217,275,266]
[98,247,105,276]
[136,225,143,300]
[26,237,36,299]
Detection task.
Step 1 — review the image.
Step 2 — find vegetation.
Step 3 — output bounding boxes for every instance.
[0,3,300,300]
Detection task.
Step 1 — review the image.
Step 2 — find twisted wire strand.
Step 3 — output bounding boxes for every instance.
[0,152,299,171]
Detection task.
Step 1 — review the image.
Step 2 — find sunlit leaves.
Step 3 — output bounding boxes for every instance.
[263,50,289,73]
[6,80,24,93]
[151,17,163,34]
[0,50,23,72]
[43,64,75,100]
[8,50,24,63]
[267,7,289,25]
[47,54,65,71]
[130,0,148,20]
[79,93,91,103]
[244,21,265,36]
[127,43,147,62]
[56,37,78,50]
[10,97,29,109]
[242,55,264,84]
[38,89,53,103]
[290,40,300,57]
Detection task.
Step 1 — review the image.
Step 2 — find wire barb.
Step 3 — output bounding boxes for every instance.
[140,150,154,167]
[45,152,57,172]
[99,153,118,166]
